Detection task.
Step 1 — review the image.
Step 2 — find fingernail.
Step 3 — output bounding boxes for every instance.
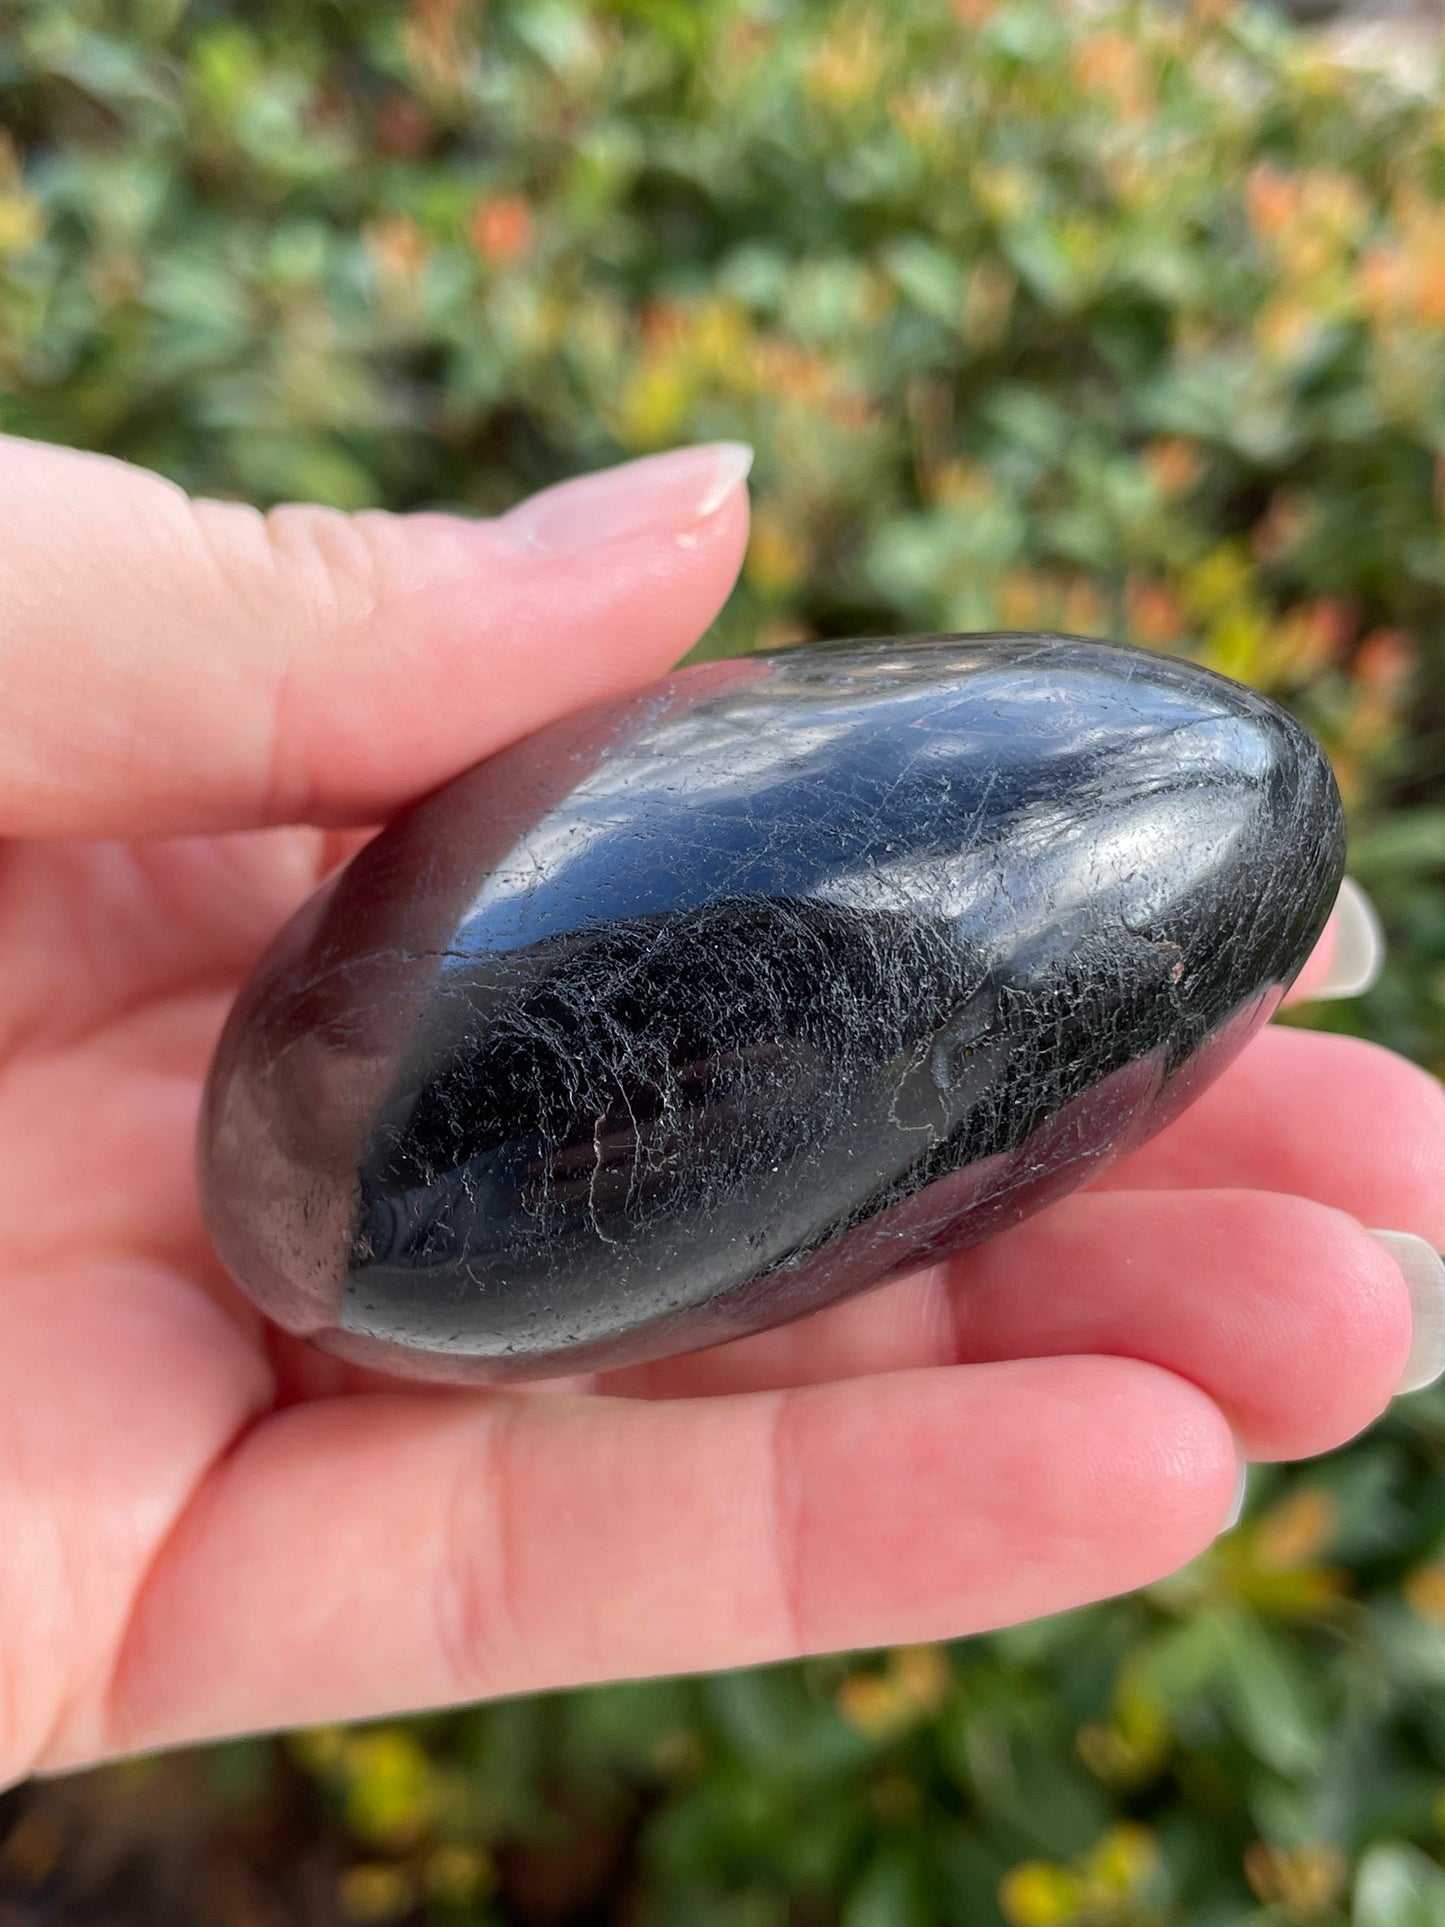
[1372,1230,1445,1394]
[498,442,754,555]
[1219,1456,1249,1535]
[1309,878,1384,1000]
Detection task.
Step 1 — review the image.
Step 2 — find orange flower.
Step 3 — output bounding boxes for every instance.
[1252,1486,1339,1571]
[405,0,472,95]
[375,93,432,157]
[1251,491,1308,565]
[1125,577,1187,647]
[1357,189,1445,329]
[469,194,533,265]
[1364,244,1445,328]
[364,214,429,287]
[638,300,692,352]
[1071,33,1152,120]
[721,13,777,70]
[1063,578,1107,638]
[1144,437,1202,497]
[1273,597,1354,675]
[1246,166,1301,241]
[836,1645,951,1740]
[1254,295,1319,365]
[750,337,837,407]
[998,569,1046,629]
[1355,627,1414,690]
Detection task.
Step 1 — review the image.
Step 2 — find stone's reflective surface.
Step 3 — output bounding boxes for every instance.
[199,634,1346,1382]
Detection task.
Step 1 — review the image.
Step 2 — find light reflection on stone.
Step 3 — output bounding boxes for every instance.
[198,634,1344,1383]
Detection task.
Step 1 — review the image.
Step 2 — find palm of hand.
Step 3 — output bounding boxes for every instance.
[0,831,323,1777]
[0,434,1438,1792]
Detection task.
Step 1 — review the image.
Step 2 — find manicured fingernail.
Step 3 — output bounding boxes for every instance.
[498,442,754,555]
[1219,1457,1249,1535]
[1371,1230,1445,1394]
[1309,878,1384,1000]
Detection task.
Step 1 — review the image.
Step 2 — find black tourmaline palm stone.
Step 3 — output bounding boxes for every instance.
[199,634,1345,1381]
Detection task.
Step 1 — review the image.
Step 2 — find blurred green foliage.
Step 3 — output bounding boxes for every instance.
[2,0,1445,1920]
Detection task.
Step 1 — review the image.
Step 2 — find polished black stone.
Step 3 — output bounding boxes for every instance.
[199,634,1345,1382]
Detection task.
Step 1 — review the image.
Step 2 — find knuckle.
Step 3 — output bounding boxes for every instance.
[183,497,407,820]
[257,504,393,630]
[187,496,402,637]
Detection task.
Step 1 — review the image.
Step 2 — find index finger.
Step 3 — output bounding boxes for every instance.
[0,436,752,837]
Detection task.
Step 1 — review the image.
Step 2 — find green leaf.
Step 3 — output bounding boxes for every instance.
[1354,1844,1445,1927]
[879,236,965,327]
[1213,1616,1324,1779]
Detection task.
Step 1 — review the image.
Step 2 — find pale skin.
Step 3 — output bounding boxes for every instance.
[0,434,1440,1791]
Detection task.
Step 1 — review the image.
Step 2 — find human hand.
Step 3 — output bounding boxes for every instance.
[0,434,1439,1788]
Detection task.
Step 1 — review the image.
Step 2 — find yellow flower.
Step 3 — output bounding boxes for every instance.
[890,80,947,144]
[1077,1684,1171,1787]
[338,1862,415,1924]
[614,358,693,448]
[929,457,994,508]
[973,165,1034,225]
[999,1861,1083,1926]
[1081,1823,1158,1902]
[805,15,884,110]
[746,511,810,600]
[0,190,43,257]
[1002,1824,1160,1923]
[340,1730,437,1849]
[892,1642,952,1709]
[1404,1561,1445,1625]
[691,300,752,380]
[836,1644,952,1739]
[1184,545,1256,621]
[1254,296,1322,366]
[963,261,1016,347]
[1244,1838,1347,1914]
[290,1725,349,1771]
[424,1844,494,1904]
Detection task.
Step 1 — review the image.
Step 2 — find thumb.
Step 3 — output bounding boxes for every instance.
[0,436,753,837]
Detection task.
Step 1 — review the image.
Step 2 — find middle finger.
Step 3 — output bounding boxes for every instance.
[602,1185,1417,1462]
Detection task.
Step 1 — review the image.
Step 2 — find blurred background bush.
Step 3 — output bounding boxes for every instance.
[1,0,1444,1920]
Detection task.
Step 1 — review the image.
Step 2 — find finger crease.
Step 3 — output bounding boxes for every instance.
[766,1391,808,1656]
[435,1399,525,1701]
